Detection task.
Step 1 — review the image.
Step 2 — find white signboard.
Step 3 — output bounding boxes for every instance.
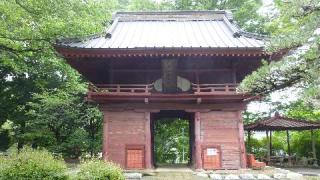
[207,148,217,156]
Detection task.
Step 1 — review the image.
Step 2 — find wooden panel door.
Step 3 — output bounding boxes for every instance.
[202,147,221,169]
[126,145,145,169]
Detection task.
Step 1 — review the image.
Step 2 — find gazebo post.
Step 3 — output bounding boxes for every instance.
[248,130,251,153]
[311,129,318,167]
[286,130,292,166]
[270,131,272,156]
[266,130,270,164]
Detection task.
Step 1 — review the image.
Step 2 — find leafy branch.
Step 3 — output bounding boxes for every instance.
[15,0,40,15]
[0,33,51,43]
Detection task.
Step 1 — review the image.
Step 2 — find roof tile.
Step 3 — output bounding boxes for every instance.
[56,11,265,50]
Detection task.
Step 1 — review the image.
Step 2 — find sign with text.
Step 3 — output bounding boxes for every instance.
[207,148,217,156]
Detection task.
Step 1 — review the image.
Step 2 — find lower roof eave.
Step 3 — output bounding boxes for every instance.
[86,92,257,104]
[246,127,320,131]
[55,46,268,58]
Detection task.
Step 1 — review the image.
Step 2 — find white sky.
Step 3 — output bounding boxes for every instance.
[258,0,277,17]
[247,87,301,114]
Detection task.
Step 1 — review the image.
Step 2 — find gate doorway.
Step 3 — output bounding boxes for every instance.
[151,110,195,168]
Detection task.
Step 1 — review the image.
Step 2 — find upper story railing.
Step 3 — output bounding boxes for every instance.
[89,83,239,95]
[89,84,153,94]
[192,83,238,94]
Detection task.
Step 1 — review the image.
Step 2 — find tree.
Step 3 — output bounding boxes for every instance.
[0,0,116,153]
[124,0,266,33]
[27,91,102,158]
[239,0,320,107]
[154,118,190,164]
[128,0,158,10]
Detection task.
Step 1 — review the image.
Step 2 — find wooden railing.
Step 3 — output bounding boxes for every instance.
[89,83,238,95]
[192,83,238,94]
[89,83,153,94]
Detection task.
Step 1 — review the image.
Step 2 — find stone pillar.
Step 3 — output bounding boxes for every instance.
[145,112,152,169]
[238,111,247,168]
[195,112,202,169]
[102,111,109,161]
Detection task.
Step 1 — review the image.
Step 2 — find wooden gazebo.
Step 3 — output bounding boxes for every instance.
[245,112,320,166]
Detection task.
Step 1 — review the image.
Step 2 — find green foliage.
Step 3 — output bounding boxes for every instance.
[285,101,320,121]
[77,159,125,180]
[0,130,11,152]
[267,0,320,51]
[26,91,103,158]
[233,0,267,34]
[246,136,266,159]
[0,121,13,151]
[243,110,269,125]
[124,0,266,33]
[239,0,320,106]
[239,57,308,95]
[269,132,287,153]
[154,118,190,165]
[0,147,67,180]
[128,0,158,11]
[291,130,320,161]
[0,0,109,156]
[61,129,90,159]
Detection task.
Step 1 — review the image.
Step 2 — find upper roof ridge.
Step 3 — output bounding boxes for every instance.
[112,10,233,22]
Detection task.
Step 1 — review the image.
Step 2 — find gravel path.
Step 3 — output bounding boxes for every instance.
[283,167,320,176]
[142,172,209,180]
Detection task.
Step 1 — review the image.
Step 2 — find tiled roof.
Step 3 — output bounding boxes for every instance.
[245,113,320,131]
[56,11,265,50]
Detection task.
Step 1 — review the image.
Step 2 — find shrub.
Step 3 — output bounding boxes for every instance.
[0,147,68,180]
[77,159,125,180]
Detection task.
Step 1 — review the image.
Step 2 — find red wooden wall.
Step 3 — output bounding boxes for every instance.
[102,108,246,170]
[103,110,146,168]
[200,111,244,169]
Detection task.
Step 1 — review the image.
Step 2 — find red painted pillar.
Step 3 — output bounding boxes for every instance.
[195,112,202,169]
[145,112,152,169]
[102,111,109,161]
[238,111,247,168]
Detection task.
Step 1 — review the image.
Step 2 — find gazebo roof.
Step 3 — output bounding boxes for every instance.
[245,113,320,131]
[54,11,268,58]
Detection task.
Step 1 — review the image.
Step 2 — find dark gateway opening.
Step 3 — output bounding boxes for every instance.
[151,111,195,168]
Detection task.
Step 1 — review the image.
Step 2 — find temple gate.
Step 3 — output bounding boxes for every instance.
[55,11,276,169]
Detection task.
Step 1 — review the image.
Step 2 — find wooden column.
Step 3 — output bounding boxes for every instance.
[286,130,291,156]
[102,111,109,161]
[266,130,270,163]
[248,130,251,153]
[238,111,247,168]
[195,112,202,169]
[311,130,318,167]
[269,131,272,156]
[287,130,292,166]
[145,112,152,169]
